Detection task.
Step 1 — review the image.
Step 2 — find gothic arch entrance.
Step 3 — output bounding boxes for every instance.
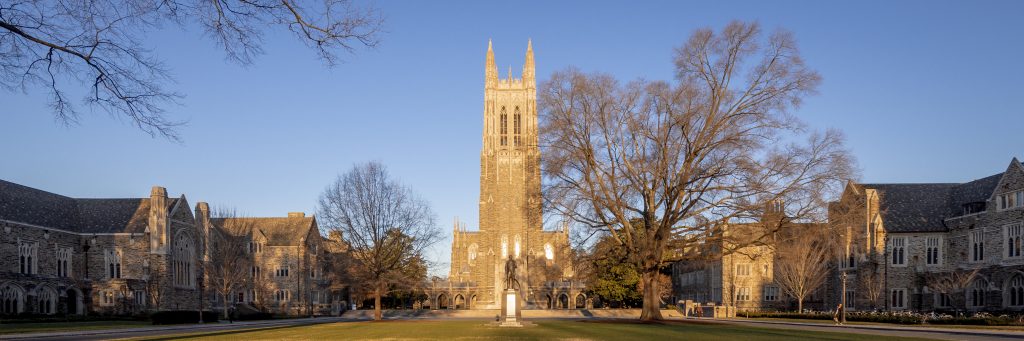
[469,295,478,309]
[437,293,449,310]
[454,294,466,309]
[575,294,586,309]
[559,293,569,310]
[545,294,553,309]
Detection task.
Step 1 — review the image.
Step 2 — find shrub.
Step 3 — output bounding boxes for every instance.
[150,310,219,325]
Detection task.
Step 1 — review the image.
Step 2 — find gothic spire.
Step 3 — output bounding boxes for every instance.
[486,39,497,87]
[523,39,535,85]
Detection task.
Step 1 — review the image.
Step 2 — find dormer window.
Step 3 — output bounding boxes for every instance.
[998,191,1024,211]
[962,202,986,215]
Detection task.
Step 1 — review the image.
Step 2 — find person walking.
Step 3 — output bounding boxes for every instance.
[832,303,844,326]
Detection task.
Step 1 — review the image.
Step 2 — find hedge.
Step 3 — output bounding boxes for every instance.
[150,310,219,325]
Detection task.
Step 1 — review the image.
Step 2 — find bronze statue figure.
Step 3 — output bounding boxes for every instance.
[504,258,520,290]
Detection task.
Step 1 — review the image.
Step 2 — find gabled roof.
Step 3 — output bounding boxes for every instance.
[947,173,1002,213]
[853,160,1018,233]
[858,183,957,232]
[211,216,316,246]
[0,179,175,234]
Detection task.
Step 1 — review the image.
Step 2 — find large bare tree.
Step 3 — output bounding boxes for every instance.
[540,21,853,320]
[317,161,440,321]
[0,0,383,140]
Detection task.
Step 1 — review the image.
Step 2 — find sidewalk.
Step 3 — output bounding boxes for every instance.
[704,317,1024,341]
[0,316,347,340]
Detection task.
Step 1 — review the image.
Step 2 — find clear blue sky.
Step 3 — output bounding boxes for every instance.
[2,1,1022,276]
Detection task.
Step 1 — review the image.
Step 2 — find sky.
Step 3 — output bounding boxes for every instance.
[2,0,1023,276]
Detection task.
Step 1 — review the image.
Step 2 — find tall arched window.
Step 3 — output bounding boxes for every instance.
[468,244,478,265]
[1009,275,1024,307]
[544,243,554,260]
[1,284,24,314]
[513,106,521,146]
[499,107,508,146]
[173,235,196,288]
[37,287,57,314]
[970,279,987,307]
[514,235,521,259]
[501,235,509,259]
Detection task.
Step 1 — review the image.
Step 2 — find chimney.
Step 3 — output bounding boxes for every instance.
[149,186,168,254]
[288,212,305,218]
[195,202,211,261]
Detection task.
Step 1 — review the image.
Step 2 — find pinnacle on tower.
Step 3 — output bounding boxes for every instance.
[523,39,535,85]
[485,39,497,87]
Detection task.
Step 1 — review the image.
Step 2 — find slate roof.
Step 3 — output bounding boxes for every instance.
[858,183,957,232]
[0,179,176,234]
[210,217,315,246]
[857,171,1005,233]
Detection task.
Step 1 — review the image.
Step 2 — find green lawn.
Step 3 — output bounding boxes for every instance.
[0,320,151,335]
[128,319,935,341]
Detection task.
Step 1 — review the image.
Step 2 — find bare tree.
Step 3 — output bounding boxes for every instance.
[773,225,832,312]
[858,262,885,310]
[317,161,440,321]
[206,210,255,318]
[926,269,979,312]
[0,0,384,140]
[540,20,853,320]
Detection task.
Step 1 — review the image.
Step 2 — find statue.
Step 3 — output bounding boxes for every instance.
[504,258,521,290]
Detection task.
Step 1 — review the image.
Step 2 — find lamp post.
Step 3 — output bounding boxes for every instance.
[840,271,847,325]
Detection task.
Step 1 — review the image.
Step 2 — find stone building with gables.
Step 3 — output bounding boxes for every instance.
[0,179,349,317]
[827,158,1024,312]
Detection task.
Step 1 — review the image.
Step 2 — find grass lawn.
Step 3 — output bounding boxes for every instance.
[127,319,935,341]
[0,320,151,335]
[744,317,1024,332]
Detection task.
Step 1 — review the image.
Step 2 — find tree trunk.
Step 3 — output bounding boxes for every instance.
[797,297,803,312]
[374,287,382,321]
[222,292,229,320]
[639,270,663,321]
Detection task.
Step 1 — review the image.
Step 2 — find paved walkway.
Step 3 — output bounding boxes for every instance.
[0,316,349,341]
[703,318,1024,341]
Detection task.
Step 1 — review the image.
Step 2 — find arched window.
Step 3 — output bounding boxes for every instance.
[1,284,24,314]
[970,279,987,307]
[514,235,521,259]
[105,249,122,279]
[513,106,521,146]
[1009,275,1024,307]
[173,234,196,288]
[501,235,509,259]
[499,107,508,146]
[37,287,57,315]
[18,241,37,275]
[544,243,554,260]
[468,244,478,265]
[56,247,72,278]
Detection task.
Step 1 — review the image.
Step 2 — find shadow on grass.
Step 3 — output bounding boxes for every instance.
[136,323,312,340]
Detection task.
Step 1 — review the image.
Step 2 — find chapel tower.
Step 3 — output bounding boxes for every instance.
[479,39,542,252]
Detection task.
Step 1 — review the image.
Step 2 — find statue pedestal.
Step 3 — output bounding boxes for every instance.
[499,289,522,327]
